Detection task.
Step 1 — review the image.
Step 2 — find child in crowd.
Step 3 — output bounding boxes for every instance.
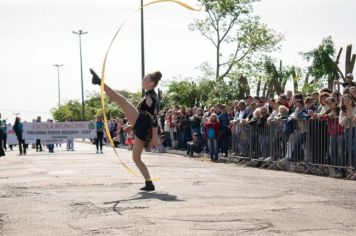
[204,113,220,161]
[186,133,203,157]
[122,124,134,151]
[125,130,134,151]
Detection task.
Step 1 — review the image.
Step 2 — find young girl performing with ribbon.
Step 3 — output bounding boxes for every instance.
[90,69,161,191]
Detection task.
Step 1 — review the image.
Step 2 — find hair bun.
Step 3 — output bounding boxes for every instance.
[152,71,162,81]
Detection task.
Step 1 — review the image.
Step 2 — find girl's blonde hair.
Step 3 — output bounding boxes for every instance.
[210,113,218,120]
[278,105,289,115]
[253,108,261,117]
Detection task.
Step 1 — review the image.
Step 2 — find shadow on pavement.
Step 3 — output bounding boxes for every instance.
[104,192,184,215]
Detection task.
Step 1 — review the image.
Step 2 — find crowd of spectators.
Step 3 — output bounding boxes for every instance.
[148,73,356,179]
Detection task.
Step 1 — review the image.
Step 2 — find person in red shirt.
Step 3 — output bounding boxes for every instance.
[204,113,220,161]
[319,97,344,169]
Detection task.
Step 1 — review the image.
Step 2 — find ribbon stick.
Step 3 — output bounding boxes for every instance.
[100,0,203,180]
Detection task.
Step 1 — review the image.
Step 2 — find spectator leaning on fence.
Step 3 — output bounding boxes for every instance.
[304,96,317,112]
[332,91,342,104]
[231,100,250,156]
[256,107,270,159]
[320,97,344,173]
[290,99,309,162]
[339,94,356,180]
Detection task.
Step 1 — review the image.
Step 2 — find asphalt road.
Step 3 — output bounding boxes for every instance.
[1,142,356,236]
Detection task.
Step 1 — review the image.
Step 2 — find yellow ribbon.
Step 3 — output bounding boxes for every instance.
[100,0,203,180]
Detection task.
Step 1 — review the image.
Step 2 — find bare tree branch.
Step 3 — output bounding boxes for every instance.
[219,44,250,79]
[200,30,217,47]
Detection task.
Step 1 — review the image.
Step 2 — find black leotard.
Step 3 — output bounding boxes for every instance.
[133,90,159,144]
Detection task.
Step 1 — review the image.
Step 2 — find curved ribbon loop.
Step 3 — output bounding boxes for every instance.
[100,0,203,180]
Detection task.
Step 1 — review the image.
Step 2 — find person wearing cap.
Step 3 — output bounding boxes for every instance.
[334,73,356,88]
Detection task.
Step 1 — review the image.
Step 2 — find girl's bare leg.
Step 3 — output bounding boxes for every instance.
[132,137,151,180]
[104,84,139,125]
[103,83,152,182]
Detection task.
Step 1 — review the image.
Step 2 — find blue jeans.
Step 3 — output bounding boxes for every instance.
[178,130,185,150]
[164,131,172,147]
[329,135,344,166]
[292,133,306,162]
[218,131,229,156]
[47,144,54,152]
[258,135,268,158]
[344,128,356,168]
[208,138,218,160]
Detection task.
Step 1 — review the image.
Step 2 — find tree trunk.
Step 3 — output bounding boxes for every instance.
[291,66,299,94]
[345,44,355,75]
[216,43,220,80]
[239,75,250,97]
[262,81,267,98]
[256,79,261,96]
[266,80,274,97]
[328,76,333,90]
[302,73,310,92]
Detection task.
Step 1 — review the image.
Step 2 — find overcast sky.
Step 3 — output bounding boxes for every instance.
[1,0,355,122]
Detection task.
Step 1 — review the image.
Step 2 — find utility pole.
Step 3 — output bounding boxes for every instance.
[141,0,145,97]
[72,30,88,120]
[53,64,63,107]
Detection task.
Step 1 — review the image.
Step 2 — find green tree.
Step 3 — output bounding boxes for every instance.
[263,58,292,96]
[162,79,199,107]
[162,76,246,109]
[51,100,83,121]
[189,0,282,81]
[301,36,338,89]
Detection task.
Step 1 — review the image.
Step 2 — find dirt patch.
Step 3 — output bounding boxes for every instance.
[69,201,112,218]
[0,185,43,198]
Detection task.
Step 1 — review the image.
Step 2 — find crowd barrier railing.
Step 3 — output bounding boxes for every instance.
[229,117,356,179]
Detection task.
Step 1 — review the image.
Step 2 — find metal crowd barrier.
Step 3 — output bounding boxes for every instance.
[230,117,356,179]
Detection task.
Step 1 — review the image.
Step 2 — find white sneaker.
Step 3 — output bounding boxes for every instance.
[96,150,99,154]
[100,151,103,154]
